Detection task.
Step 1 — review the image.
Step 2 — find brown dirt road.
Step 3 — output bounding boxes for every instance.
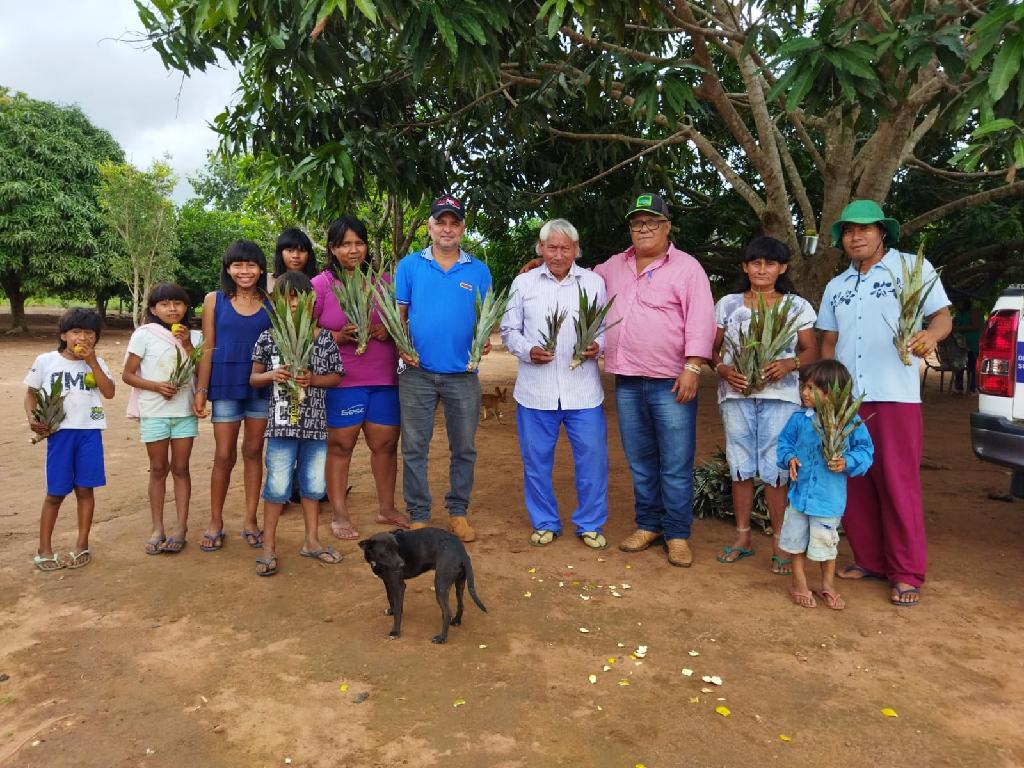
[1,317,1023,768]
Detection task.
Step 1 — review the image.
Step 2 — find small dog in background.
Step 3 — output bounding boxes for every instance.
[359,528,487,644]
[480,386,508,424]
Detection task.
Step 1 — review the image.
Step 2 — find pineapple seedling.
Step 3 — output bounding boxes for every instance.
[539,305,568,354]
[882,246,941,365]
[570,286,619,370]
[371,275,419,365]
[167,343,204,391]
[692,448,773,532]
[468,287,513,372]
[30,379,67,444]
[264,291,317,426]
[330,266,375,355]
[723,293,801,395]
[811,379,869,462]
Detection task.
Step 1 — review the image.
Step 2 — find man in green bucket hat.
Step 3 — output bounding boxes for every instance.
[816,199,952,607]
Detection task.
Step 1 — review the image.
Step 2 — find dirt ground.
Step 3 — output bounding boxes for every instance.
[1,313,1023,768]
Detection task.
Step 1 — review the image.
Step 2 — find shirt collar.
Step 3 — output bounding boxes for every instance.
[421,246,471,265]
[840,248,899,282]
[539,262,583,283]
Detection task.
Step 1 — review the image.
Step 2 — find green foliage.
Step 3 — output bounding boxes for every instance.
[96,159,179,327]
[0,88,123,329]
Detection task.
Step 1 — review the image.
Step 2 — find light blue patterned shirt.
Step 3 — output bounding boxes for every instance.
[817,249,950,403]
[500,263,606,410]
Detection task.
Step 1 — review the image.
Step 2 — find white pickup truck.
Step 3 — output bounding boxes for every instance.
[970,285,1024,498]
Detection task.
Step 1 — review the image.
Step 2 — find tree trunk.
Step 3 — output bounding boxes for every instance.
[95,293,109,323]
[0,273,28,332]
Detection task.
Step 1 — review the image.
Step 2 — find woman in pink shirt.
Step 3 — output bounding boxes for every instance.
[312,216,408,538]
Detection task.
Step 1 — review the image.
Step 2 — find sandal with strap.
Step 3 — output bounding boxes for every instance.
[529,529,557,547]
[256,556,278,577]
[241,529,264,549]
[299,547,343,564]
[770,555,793,575]
[144,536,166,555]
[33,554,66,572]
[580,532,607,550]
[200,530,226,552]
[890,584,921,607]
[66,549,91,569]
[160,537,186,554]
[717,546,755,564]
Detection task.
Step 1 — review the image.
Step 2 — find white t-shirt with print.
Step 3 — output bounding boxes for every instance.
[715,292,817,405]
[127,327,204,418]
[24,351,112,430]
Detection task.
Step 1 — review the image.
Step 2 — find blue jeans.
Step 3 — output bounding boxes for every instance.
[516,404,609,535]
[262,437,327,503]
[398,365,481,521]
[615,375,698,540]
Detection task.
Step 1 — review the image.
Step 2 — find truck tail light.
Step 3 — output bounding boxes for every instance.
[977,309,1019,397]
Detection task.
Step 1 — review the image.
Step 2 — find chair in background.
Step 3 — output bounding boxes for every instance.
[922,332,968,393]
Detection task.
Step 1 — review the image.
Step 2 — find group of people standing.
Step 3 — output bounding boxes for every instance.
[26,191,950,608]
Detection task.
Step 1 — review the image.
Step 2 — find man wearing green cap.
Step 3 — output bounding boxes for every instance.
[817,199,952,607]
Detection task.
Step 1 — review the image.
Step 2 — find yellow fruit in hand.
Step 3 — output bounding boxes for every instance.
[72,344,84,355]
[911,342,927,356]
[83,373,97,389]
[171,323,184,333]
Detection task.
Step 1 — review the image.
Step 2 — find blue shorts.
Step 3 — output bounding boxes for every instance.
[46,429,106,496]
[263,437,327,503]
[720,397,799,487]
[211,397,270,423]
[779,507,842,562]
[325,385,400,429]
[139,416,199,443]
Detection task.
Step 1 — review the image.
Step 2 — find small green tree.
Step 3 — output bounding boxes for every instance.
[96,160,179,327]
[0,88,123,330]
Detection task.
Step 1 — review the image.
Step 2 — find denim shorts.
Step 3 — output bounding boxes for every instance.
[211,397,270,423]
[262,437,327,503]
[139,416,199,443]
[779,506,841,562]
[720,397,799,487]
[46,429,106,496]
[325,385,400,428]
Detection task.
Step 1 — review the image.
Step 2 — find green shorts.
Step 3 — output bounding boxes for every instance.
[139,416,199,443]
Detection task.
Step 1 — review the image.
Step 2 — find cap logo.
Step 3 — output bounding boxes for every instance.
[438,196,460,208]
[636,194,653,207]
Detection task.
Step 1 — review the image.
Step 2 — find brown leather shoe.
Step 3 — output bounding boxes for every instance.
[666,538,693,567]
[409,521,428,530]
[618,529,662,552]
[448,516,476,543]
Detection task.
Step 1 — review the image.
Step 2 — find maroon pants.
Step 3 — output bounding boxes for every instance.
[844,402,927,587]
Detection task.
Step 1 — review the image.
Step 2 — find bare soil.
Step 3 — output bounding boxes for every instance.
[1,315,1023,768]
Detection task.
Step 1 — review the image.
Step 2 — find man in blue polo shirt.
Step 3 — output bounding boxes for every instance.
[395,195,493,542]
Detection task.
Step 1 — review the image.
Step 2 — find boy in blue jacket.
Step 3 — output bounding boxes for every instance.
[777,360,873,610]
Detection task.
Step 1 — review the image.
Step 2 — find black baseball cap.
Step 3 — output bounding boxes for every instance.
[625,192,670,219]
[431,195,465,220]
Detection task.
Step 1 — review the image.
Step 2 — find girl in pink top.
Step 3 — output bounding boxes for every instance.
[311,216,408,539]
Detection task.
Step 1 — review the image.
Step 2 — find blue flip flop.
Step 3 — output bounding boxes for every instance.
[891,585,921,607]
[839,564,885,581]
[200,530,225,552]
[242,529,264,549]
[717,546,755,564]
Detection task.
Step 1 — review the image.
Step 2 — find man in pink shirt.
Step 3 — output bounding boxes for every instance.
[594,193,715,567]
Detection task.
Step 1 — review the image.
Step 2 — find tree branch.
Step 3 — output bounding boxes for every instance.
[547,126,688,147]
[773,123,817,231]
[906,157,1007,181]
[902,182,1024,236]
[560,28,683,65]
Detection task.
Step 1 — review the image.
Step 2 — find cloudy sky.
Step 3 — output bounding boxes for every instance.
[0,0,239,201]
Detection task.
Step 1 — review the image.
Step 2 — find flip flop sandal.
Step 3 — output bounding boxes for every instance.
[300,547,343,564]
[374,513,411,529]
[144,537,166,555]
[770,555,793,575]
[33,554,65,572]
[789,588,816,608]
[580,532,608,549]
[839,564,884,581]
[529,529,557,547]
[818,589,846,610]
[66,549,91,569]
[241,529,264,549]
[330,521,361,540]
[890,585,921,607]
[716,546,755,564]
[256,556,278,577]
[200,531,226,552]
[160,537,187,554]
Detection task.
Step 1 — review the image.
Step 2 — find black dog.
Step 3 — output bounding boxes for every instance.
[359,528,487,644]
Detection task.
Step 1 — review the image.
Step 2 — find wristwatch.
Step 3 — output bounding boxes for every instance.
[792,355,801,370]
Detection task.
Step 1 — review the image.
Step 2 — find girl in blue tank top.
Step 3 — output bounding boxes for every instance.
[193,240,272,554]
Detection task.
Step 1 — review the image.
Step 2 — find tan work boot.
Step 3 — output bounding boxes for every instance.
[449,516,476,543]
[666,538,693,567]
[409,521,429,530]
[618,529,661,552]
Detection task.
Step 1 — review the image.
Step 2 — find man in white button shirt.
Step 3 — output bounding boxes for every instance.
[500,219,609,549]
